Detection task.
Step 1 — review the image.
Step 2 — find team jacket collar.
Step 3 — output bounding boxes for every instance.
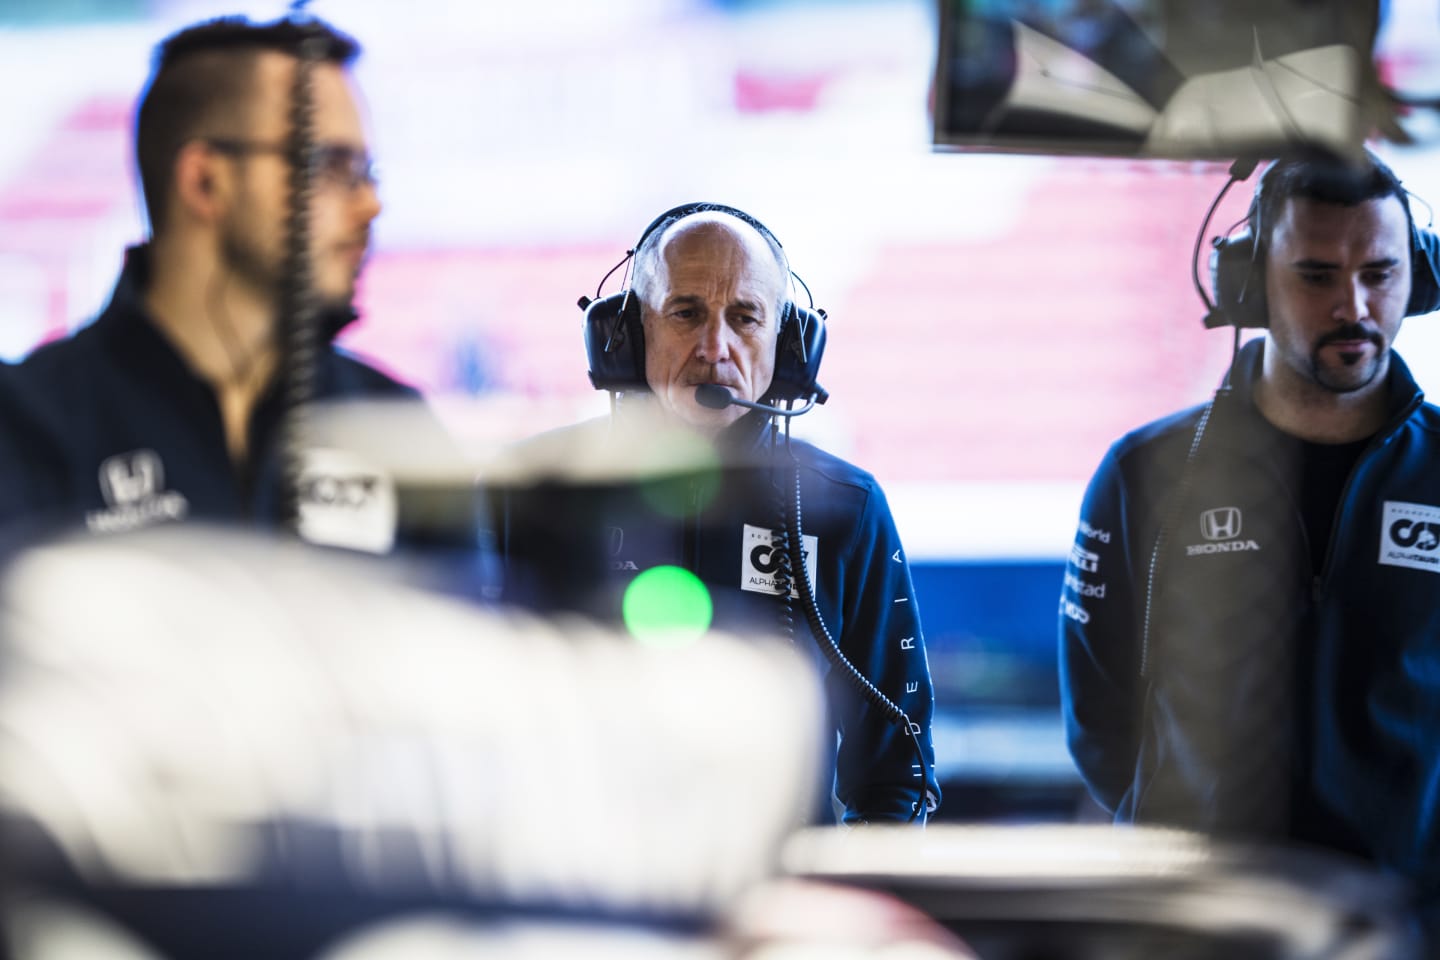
[1219,337,1425,448]
[95,244,360,349]
[718,409,780,455]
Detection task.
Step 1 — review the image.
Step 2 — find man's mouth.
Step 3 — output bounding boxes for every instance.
[332,236,370,264]
[1318,326,1380,352]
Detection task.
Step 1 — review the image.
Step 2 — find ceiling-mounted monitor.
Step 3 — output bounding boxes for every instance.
[933,0,1380,161]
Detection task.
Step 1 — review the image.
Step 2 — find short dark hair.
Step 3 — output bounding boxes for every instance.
[135,16,360,234]
[1253,150,1412,256]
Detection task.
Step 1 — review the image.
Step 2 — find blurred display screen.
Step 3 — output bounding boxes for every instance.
[934,0,1379,159]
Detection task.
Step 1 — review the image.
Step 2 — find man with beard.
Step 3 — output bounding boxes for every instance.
[1059,151,1440,920]
[0,16,429,551]
[500,205,939,824]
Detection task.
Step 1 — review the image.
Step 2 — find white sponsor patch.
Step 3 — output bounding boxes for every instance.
[1379,501,1440,573]
[296,448,397,555]
[740,523,817,597]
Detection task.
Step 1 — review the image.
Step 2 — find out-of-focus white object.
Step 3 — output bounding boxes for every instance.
[0,526,825,957]
[316,915,727,960]
[0,896,166,960]
[783,824,1422,959]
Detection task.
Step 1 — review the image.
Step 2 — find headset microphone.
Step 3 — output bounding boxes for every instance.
[694,384,821,418]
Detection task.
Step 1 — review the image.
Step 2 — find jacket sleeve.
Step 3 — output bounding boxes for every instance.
[830,481,938,824]
[1059,444,1141,814]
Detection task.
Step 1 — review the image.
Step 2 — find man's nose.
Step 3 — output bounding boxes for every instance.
[1333,276,1368,324]
[354,180,382,223]
[694,317,730,363]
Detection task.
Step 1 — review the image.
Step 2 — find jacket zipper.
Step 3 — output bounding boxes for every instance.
[1312,392,1422,603]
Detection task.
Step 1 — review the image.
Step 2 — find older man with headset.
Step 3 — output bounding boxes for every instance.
[499,203,939,825]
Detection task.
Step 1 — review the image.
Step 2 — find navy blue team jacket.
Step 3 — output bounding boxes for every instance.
[500,413,941,824]
[0,246,423,546]
[1061,338,1440,905]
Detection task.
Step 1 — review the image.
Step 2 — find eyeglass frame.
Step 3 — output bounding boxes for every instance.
[199,137,379,192]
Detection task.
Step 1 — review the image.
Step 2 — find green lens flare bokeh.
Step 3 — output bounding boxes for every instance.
[622,565,713,647]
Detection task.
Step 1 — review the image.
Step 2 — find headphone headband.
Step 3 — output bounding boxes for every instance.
[633,202,786,258]
[1207,152,1440,329]
[581,202,827,403]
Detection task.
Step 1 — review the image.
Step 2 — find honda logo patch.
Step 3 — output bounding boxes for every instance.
[1200,507,1242,541]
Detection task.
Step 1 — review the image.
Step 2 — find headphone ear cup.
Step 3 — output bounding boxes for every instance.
[766,302,827,402]
[1407,226,1440,317]
[1210,231,1269,329]
[583,292,649,392]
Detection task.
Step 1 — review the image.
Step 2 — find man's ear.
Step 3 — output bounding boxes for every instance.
[171,141,229,224]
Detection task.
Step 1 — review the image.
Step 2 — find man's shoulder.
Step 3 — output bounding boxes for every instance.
[1407,398,1440,435]
[785,437,879,495]
[2,325,109,437]
[325,349,421,399]
[781,438,899,538]
[11,321,104,381]
[1105,403,1210,465]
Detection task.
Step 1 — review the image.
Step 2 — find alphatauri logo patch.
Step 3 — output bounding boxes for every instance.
[296,448,397,555]
[741,524,817,597]
[1379,501,1440,573]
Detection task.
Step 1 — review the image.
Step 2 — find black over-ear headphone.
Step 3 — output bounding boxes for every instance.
[578,202,828,403]
[1208,154,1440,329]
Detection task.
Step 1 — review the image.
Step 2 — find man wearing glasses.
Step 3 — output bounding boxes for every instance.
[0,17,434,551]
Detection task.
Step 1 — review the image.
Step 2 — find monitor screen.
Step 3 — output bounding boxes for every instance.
[933,0,1380,160]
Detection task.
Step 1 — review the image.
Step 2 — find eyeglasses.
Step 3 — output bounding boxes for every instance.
[202,138,379,191]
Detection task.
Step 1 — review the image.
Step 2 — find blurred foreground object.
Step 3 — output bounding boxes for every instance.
[0,527,825,958]
[784,824,1422,959]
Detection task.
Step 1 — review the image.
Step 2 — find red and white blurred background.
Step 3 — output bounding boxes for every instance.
[4,0,1439,557]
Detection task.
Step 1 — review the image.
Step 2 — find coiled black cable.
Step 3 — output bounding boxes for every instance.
[769,458,797,645]
[277,12,325,532]
[775,428,932,824]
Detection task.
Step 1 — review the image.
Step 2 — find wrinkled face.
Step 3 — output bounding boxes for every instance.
[1263,194,1412,396]
[218,54,381,310]
[640,217,785,432]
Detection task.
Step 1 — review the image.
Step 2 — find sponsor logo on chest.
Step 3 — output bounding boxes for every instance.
[1379,501,1440,573]
[295,448,398,554]
[1185,505,1261,556]
[86,449,190,534]
[740,523,818,597]
[605,525,639,571]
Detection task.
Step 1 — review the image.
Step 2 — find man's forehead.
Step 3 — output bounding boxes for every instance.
[1276,194,1410,239]
[657,217,784,288]
[247,54,365,137]
[1284,192,1405,228]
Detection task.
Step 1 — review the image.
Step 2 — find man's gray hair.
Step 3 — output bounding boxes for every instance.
[630,206,791,317]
